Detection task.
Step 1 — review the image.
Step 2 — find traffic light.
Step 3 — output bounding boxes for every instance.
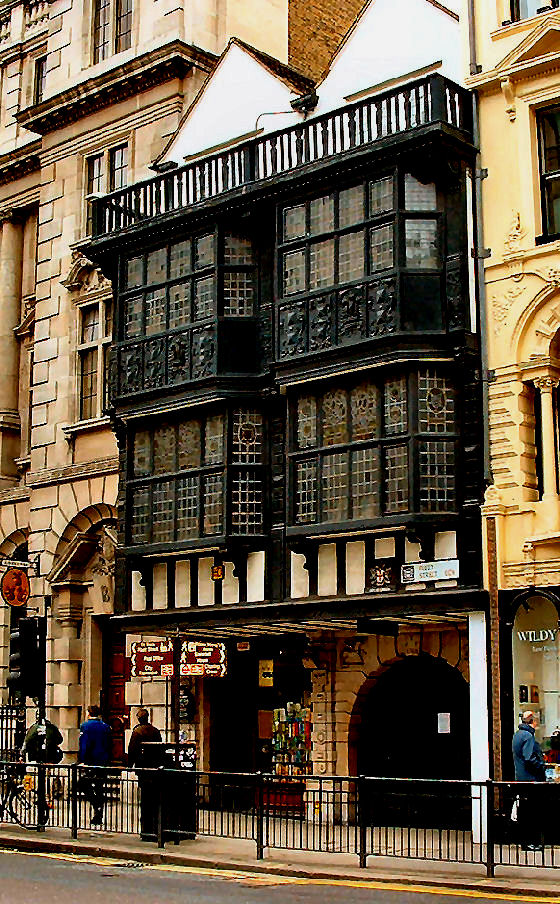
[7,616,46,699]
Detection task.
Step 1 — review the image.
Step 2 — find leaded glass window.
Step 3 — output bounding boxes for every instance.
[405,219,439,269]
[405,174,437,211]
[369,176,394,214]
[127,408,264,546]
[310,195,335,234]
[290,370,457,526]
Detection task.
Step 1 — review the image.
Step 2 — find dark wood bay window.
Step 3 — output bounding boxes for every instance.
[539,107,560,239]
[290,369,456,527]
[127,407,265,547]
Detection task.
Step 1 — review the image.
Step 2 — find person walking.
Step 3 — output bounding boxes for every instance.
[127,708,162,768]
[22,718,63,764]
[78,705,111,826]
[512,710,546,852]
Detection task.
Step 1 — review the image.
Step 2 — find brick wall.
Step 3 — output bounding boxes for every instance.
[288,0,366,81]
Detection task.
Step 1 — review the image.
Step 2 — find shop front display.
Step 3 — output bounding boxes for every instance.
[512,596,560,772]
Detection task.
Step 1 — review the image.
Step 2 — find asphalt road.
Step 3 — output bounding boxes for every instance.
[0,850,552,904]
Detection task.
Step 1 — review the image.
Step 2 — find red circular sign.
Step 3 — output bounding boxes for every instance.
[1,568,30,607]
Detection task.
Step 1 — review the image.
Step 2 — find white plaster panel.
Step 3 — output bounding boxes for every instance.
[435,531,457,559]
[318,543,337,596]
[290,551,309,599]
[222,561,239,605]
[152,563,168,610]
[198,557,214,607]
[247,550,265,603]
[175,560,190,608]
[131,571,146,612]
[346,541,365,595]
[375,536,395,558]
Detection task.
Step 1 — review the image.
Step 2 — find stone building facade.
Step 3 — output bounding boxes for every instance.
[0,0,356,759]
[467,0,560,777]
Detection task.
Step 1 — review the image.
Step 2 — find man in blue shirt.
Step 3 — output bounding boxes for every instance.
[78,705,111,825]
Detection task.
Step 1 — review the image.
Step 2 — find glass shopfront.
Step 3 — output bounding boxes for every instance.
[512,597,560,762]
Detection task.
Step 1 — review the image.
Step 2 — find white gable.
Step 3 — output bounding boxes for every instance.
[315,0,464,116]
[162,43,301,164]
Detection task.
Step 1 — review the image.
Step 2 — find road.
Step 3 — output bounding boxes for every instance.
[0,850,554,904]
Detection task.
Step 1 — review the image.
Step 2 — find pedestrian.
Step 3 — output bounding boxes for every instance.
[78,704,111,826]
[127,708,162,768]
[22,718,63,764]
[512,710,546,852]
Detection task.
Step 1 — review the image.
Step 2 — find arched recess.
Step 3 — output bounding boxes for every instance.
[0,528,29,559]
[505,587,560,626]
[347,652,470,780]
[514,283,560,364]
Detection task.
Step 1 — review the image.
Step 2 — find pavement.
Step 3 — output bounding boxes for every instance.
[0,824,559,899]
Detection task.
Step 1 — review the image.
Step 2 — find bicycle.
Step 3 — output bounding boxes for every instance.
[0,762,49,828]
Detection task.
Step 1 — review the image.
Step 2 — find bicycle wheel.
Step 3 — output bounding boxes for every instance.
[8,780,48,828]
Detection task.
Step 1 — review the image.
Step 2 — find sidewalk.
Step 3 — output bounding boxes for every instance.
[1,825,560,897]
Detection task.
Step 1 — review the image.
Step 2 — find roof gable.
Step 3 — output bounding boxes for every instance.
[314,0,463,114]
[161,40,310,165]
[496,15,560,75]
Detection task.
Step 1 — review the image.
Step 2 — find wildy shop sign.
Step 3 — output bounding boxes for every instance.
[517,628,558,643]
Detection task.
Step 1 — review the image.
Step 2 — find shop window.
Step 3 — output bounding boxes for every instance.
[512,597,560,766]
[290,369,456,526]
[511,0,558,22]
[538,107,560,239]
[128,408,264,546]
[120,230,255,340]
[93,0,132,64]
[77,299,113,420]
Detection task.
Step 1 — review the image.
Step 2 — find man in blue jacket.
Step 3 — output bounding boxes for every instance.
[512,711,545,852]
[78,705,111,825]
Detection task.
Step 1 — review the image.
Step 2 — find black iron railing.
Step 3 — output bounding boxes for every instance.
[2,763,560,875]
[0,706,26,762]
[92,75,473,238]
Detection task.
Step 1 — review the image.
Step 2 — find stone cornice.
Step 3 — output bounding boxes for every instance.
[16,40,218,136]
[0,140,41,187]
[27,455,118,488]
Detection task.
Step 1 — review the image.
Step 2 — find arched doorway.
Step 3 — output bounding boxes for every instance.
[356,654,470,780]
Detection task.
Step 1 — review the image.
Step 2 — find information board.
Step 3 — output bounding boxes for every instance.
[130,639,227,678]
[130,639,173,678]
[181,641,227,678]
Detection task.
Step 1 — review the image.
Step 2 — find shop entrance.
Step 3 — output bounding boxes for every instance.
[356,654,470,780]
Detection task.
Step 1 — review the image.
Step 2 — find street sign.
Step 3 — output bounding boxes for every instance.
[130,639,173,678]
[0,568,31,608]
[181,641,227,678]
[400,559,460,584]
[0,558,31,570]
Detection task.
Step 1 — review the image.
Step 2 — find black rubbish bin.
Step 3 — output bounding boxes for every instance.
[137,742,197,843]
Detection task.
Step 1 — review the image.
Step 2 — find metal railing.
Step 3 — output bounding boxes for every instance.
[1,763,559,876]
[92,74,473,238]
[0,707,26,762]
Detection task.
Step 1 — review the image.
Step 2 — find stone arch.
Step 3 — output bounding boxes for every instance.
[53,503,117,565]
[514,283,560,364]
[0,527,29,559]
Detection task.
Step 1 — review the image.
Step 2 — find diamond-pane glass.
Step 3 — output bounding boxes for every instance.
[153,424,175,474]
[296,459,317,523]
[194,276,215,319]
[297,396,317,449]
[224,235,253,265]
[405,174,437,211]
[309,239,335,290]
[205,415,224,464]
[339,185,364,228]
[133,430,151,477]
[322,389,349,445]
[310,195,334,235]
[370,225,394,272]
[145,289,166,335]
[283,205,306,241]
[178,420,201,469]
[339,231,365,283]
[169,240,191,279]
[283,250,305,296]
[369,176,394,214]
[323,452,349,521]
[384,377,407,434]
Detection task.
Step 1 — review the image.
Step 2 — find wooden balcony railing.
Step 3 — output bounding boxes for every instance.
[92,75,473,238]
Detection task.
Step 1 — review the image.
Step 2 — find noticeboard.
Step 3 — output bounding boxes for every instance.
[130,639,227,678]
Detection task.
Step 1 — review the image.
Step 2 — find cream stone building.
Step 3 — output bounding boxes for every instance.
[0,0,365,760]
[467,0,560,777]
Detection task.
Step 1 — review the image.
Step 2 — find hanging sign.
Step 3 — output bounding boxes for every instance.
[181,641,227,678]
[211,564,225,582]
[0,568,31,608]
[401,559,459,584]
[130,639,173,678]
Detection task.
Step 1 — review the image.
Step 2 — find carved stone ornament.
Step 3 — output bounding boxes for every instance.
[500,78,516,122]
[340,639,365,667]
[61,249,111,295]
[504,211,526,255]
[492,283,524,335]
